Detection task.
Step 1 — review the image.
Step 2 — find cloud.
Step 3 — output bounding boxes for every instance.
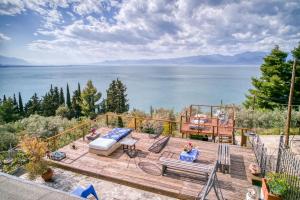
[1,0,300,64]
[0,0,25,15]
[0,33,11,41]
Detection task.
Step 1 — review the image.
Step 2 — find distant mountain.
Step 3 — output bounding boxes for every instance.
[0,55,29,66]
[98,51,267,65]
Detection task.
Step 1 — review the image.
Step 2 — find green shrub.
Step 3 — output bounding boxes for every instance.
[236,107,300,130]
[266,172,289,197]
[190,134,209,141]
[0,114,84,151]
[0,132,18,151]
[140,120,163,135]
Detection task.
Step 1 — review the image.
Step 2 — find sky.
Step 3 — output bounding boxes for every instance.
[0,0,299,65]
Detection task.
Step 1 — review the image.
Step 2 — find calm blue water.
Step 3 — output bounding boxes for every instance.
[0,65,260,112]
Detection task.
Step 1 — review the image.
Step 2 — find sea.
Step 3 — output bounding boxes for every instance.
[0,65,260,112]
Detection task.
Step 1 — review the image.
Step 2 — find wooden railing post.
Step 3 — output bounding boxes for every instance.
[212,126,215,143]
[216,118,219,137]
[276,134,284,173]
[53,138,57,151]
[185,110,188,122]
[241,129,247,147]
[180,116,183,138]
[168,121,171,135]
[106,114,109,126]
[260,144,265,176]
[210,106,213,118]
[134,117,137,130]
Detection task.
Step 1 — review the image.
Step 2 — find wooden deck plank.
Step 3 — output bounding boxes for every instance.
[48,128,256,200]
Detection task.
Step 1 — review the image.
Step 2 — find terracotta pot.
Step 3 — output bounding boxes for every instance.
[41,168,53,182]
[262,178,282,200]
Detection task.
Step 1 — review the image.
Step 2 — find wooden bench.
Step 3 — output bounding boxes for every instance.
[217,143,230,173]
[159,157,213,180]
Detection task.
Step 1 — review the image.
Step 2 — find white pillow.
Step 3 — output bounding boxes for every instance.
[89,138,117,150]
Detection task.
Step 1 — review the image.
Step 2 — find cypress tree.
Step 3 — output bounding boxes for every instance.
[106,80,117,112]
[53,86,60,111]
[80,80,101,118]
[13,94,19,113]
[3,95,6,102]
[66,84,71,109]
[41,92,52,116]
[59,87,65,105]
[25,93,40,116]
[0,97,19,122]
[78,82,81,96]
[18,92,24,116]
[106,79,129,113]
[41,85,59,116]
[71,89,82,118]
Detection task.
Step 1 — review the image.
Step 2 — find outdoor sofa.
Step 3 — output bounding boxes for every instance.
[89,128,132,156]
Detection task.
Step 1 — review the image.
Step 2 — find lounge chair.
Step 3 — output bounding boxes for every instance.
[89,128,132,156]
[71,184,99,200]
[148,136,170,153]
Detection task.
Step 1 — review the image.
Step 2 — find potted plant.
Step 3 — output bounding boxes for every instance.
[262,172,289,200]
[184,142,193,153]
[20,135,53,181]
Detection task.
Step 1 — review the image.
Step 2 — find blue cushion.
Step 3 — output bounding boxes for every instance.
[102,128,132,141]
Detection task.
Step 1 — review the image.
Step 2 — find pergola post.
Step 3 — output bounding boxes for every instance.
[284,59,297,147]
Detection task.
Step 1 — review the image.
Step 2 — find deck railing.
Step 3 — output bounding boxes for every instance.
[95,113,179,136]
[45,113,180,151]
[45,119,92,151]
[45,112,247,150]
[250,134,300,200]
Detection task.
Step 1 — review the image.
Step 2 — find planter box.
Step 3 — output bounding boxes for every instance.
[262,178,282,200]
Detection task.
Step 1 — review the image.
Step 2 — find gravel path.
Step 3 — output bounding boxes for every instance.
[236,135,300,158]
[20,167,176,200]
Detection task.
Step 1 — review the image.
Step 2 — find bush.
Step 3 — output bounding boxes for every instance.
[0,114,84,151]
[55,106,70,119]
[266,172,289,197]
[236,107,300,130]
[0,132,18,151]
[20,136,48,180]
[190,134,209,141]
[140,120,163,135]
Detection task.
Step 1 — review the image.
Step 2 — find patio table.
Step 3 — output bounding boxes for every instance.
[120,137,137,152]
[179,148,199,162]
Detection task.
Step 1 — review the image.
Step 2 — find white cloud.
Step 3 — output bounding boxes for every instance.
[0,0,25,15]
[0,33,11,41]
[72,0,102,16]
[1,0,300,64]
[43,9,63,29]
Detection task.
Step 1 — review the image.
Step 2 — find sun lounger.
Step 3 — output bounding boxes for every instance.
[89,128,132,156]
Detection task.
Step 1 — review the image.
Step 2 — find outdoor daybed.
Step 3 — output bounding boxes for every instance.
[89,128,133,156]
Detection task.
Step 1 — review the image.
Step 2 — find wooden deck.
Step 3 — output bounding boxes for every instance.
[48,128,256,200]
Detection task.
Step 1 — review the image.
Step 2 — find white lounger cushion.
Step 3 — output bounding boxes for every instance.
[89,138,117,151]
